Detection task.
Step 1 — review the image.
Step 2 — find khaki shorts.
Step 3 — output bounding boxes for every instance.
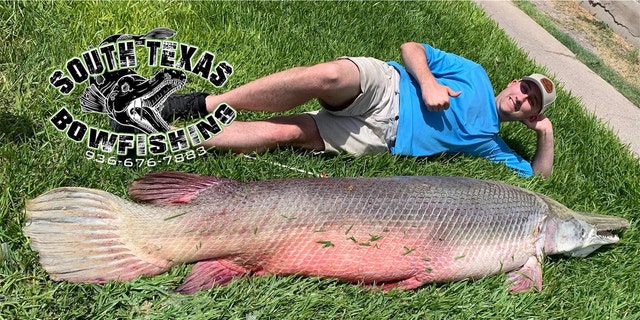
[307,57,400,155]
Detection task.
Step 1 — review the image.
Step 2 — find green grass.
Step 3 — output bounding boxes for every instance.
[514,0,640,108]
[1,1,639,319]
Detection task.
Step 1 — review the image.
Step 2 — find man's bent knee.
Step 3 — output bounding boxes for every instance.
[311,60,361,108]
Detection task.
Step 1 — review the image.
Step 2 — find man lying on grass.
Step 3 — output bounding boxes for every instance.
[123,42,557,177]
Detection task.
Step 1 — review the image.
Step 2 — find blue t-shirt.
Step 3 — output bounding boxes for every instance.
[387,44,534,177]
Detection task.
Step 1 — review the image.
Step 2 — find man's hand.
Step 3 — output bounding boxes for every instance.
[422,83,462,112]
[521,114,552,133]
[401,42,461,112]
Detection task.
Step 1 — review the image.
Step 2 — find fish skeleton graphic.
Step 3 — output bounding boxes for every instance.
[23,172,629,294]
[79,28,186,133]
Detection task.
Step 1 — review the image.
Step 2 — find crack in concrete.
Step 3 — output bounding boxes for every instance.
[587,0,639,38]
[543,49,577,59]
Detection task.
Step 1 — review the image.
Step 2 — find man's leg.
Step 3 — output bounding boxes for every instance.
[205,59,362,112]
[197,59,362,153]
[200,114,324,153]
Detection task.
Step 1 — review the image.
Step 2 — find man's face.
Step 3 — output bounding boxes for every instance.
[495,79,543,122]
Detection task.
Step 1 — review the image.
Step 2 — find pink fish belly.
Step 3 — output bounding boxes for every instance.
[246,229,533,285]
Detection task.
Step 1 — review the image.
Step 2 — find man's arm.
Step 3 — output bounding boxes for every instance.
[400,42,461,111]
[522,116,554,177]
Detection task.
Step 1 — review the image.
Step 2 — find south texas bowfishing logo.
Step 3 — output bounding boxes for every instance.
[48,28,236,167]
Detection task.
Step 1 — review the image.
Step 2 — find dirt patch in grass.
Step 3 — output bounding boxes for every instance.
[530,0,640,89]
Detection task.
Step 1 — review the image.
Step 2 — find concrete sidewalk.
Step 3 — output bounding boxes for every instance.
[473,0,640,159]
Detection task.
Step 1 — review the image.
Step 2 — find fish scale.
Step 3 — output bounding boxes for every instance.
[173,176,544,284]
[23,172,629,294]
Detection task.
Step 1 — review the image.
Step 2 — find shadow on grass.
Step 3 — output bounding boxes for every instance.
[501,135,532,160]
[0,110,40,143]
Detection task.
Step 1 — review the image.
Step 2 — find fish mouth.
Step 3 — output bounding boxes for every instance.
[552,209,629,258]
[593,215,629,245]
[592,230,620,245]
[577,211,629,256]
[595,229,620,242]
[567,224,626,258]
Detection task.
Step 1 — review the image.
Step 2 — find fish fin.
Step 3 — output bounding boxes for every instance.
[79,84,107,113]
[23,187,169,283]
[507,256,543,293]
[176,259,249,294]
[128,171,237,204]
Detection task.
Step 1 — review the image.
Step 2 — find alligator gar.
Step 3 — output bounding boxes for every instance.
[23,172,629,294]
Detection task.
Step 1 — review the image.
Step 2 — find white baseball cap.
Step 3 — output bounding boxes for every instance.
[521,73,557,114]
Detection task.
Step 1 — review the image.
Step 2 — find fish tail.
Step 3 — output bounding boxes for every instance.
[23,187,167,283]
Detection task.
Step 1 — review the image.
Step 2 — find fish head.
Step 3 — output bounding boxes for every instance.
[544,208,629,258]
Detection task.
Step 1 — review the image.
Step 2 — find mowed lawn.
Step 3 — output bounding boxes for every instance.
[1,1,639,319]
